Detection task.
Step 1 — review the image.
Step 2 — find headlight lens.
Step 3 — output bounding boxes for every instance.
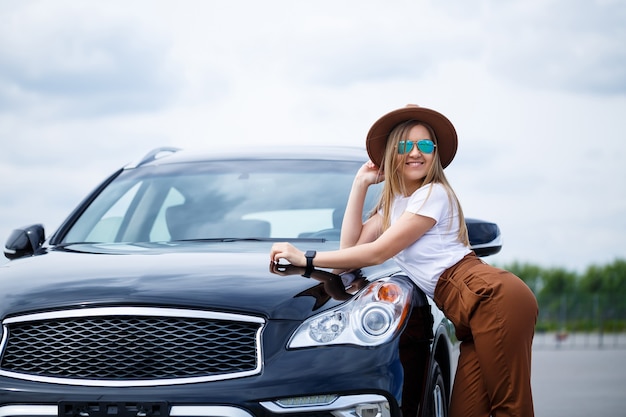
[362,305,393,336]
[288,276,414,348]
[309,311,347,343]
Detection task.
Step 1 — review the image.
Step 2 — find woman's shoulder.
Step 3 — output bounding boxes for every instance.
[406,183,448,211]
[413,182,447,198]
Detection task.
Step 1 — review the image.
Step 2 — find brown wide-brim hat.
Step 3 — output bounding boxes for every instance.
[366,105,458,168]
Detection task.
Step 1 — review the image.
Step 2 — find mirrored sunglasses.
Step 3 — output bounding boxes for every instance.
[397,139,436,155]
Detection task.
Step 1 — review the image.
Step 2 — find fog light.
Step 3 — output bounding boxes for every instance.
[262,395,390,417]
[276,394,338,407]
[331,400,390,417]
[356,403,381,417]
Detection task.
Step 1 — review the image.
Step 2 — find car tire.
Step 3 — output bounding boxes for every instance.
[422,360,448,417]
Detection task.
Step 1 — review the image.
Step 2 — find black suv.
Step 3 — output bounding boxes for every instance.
[1,147,501,417]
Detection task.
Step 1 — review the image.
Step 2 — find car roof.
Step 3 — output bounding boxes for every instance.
[127,146,369,169]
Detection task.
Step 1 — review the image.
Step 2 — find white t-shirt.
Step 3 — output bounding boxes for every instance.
[388,183,471,298]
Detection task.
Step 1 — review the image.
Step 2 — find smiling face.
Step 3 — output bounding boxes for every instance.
[398,124,435,193]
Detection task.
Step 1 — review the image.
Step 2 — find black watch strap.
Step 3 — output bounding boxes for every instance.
[303,250,316,278]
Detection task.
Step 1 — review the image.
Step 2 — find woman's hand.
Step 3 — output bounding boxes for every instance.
[356,160,384,186]
[270,242,305,266]
[269,262,305,276]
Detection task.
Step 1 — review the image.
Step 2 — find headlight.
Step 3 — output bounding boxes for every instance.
[288,276,414,348]
[309,311,348,343]
[361,305,394,336]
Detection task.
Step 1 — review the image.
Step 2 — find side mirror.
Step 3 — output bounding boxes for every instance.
[467,218,502,257]
[4,224,46,260]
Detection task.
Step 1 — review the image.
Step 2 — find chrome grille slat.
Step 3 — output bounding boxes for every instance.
[0,308,264,386]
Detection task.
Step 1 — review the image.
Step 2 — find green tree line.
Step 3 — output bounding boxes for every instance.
[502,258,626,333]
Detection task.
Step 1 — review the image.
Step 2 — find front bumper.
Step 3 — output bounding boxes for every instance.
[0,395,392,417]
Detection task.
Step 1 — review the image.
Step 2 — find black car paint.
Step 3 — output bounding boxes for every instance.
[0,243,393,320]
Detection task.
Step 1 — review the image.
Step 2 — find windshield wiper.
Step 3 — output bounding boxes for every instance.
[173,237,327,243]
[55,237,330,247]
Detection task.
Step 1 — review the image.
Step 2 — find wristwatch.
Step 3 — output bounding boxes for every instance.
[302,250,317,278]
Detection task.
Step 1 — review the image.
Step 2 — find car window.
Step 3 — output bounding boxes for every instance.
[60,159,382,244]
[83,182,143,242]
[243,209,335,237]
[150,187,185,241]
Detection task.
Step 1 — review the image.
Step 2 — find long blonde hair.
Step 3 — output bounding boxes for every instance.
[374,120,469,246]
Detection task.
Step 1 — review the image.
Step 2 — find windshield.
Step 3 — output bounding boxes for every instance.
[61,159,382,244]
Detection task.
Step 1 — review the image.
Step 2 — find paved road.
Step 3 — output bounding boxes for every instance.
[531,347,626,416]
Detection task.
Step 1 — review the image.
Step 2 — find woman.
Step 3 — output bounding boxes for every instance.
[270,105,538,417]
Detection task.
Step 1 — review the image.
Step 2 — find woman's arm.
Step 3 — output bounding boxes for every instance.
[340,161,384,249]
[271,210,436,270]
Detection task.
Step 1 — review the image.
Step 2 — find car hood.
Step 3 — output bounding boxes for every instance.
[0,242,394,321]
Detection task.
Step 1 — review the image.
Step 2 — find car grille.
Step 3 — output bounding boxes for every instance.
[0,307,264,387]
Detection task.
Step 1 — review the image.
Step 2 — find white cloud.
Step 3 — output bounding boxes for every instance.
[0,2,181,117]
[483,0,626,94]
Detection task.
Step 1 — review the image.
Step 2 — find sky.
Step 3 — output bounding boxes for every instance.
[1,0,625,271]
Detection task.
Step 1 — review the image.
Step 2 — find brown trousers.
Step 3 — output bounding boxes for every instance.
[434,253,538,417]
